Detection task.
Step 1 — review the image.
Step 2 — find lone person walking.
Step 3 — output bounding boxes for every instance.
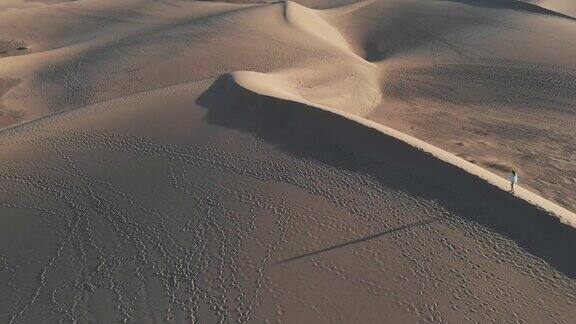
[509,170,518,193]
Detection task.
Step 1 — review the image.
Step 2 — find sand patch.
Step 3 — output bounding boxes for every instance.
[0,79,24,128]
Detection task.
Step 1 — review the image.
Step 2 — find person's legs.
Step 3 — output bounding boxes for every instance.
[511,182,514,193]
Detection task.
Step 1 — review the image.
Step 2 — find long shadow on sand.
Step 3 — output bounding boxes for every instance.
[197,75,576,278]
[278,217,445,264]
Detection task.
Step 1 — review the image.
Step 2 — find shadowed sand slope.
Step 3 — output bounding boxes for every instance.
[0,77,575,322]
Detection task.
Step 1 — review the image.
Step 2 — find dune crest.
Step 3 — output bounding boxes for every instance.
[226,70,576,227]
[282,1,352,52]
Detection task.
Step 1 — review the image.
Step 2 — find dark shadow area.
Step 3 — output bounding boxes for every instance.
[278,217,444,264]
[436,0,576,22]
[196,75,576,278]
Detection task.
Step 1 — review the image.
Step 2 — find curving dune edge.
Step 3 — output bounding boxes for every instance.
[227,70,576,227]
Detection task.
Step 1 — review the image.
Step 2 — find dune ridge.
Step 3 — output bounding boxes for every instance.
[2,66,572,228]
[226,70,576,227]
[282,1,352,53]
[6,63,571,229]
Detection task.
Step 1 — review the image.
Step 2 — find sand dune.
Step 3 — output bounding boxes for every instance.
[1,0,576,322]
[0,74,575,322]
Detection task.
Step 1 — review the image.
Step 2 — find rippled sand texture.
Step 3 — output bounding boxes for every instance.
[1,0,576,323]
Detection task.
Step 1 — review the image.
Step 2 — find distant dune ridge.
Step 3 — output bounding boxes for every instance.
[1,0,576,322]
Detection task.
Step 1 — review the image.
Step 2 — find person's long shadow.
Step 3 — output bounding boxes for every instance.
[278,217,445,264]
[196,75,576,278]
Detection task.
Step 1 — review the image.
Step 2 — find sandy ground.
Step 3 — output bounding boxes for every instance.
[1,0,576,322]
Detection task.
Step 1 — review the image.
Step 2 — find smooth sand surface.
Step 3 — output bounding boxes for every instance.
[1,0,576,322]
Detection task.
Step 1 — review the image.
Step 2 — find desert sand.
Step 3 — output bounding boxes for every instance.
[1,0,576,322]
